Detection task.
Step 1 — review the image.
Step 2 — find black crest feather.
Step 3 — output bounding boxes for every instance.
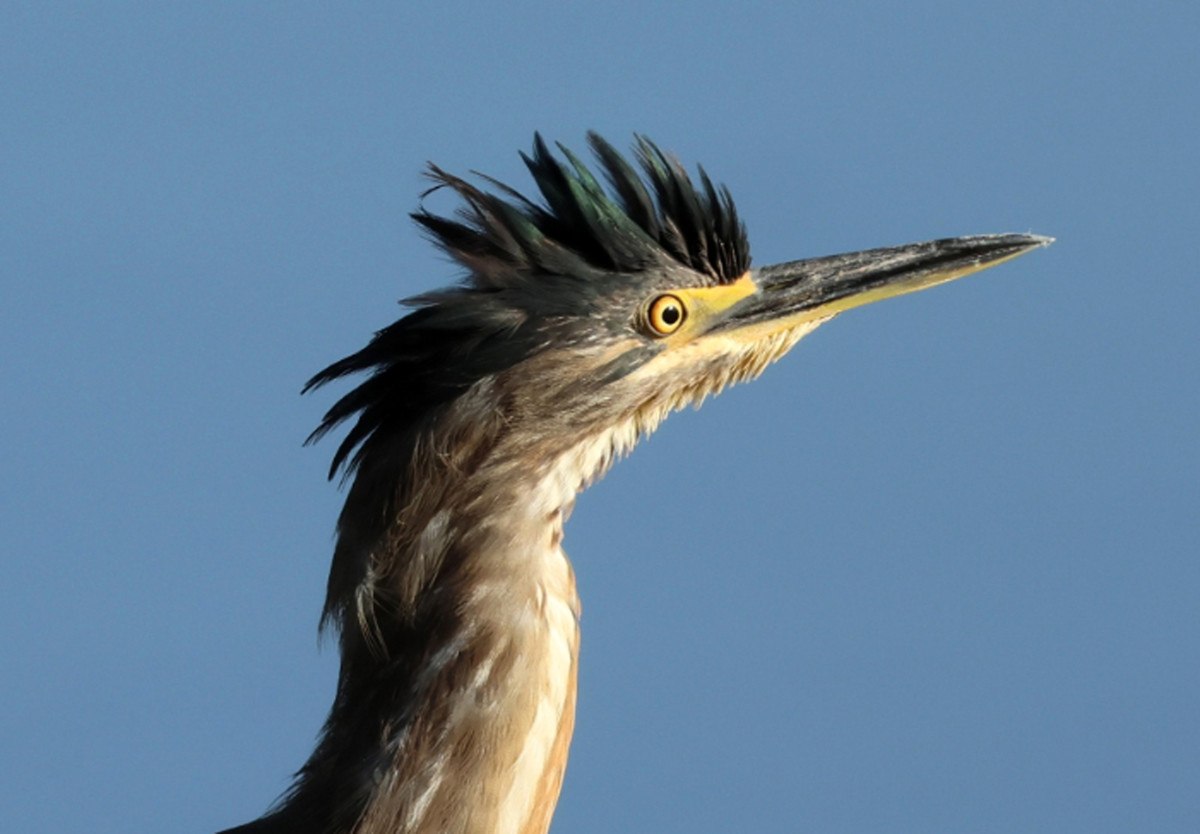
[304,133,751,479]
[411,132,749,288]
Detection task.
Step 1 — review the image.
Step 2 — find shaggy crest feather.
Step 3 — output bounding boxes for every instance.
[303,133,750,481]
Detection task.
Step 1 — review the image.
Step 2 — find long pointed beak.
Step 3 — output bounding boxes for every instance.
[716,233,1052,335]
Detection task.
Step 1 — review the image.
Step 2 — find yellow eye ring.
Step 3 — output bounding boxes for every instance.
[647,294,686,336]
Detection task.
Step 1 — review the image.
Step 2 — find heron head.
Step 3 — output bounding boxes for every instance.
[306,133,1048,484]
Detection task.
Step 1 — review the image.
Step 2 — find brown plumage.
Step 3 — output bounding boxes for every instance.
[219,133,1050,834]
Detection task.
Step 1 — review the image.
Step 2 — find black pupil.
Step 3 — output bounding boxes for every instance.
[660,303,680,326]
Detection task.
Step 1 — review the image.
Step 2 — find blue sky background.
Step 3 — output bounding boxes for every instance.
[3,4,1197,833]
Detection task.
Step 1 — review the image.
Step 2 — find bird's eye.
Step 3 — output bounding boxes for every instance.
[647,294,686,336]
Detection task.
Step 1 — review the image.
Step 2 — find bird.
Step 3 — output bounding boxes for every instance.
[219,133,1050,834]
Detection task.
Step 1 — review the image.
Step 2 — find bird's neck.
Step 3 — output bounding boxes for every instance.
[282,431,613,834]
[361,503,581,834]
